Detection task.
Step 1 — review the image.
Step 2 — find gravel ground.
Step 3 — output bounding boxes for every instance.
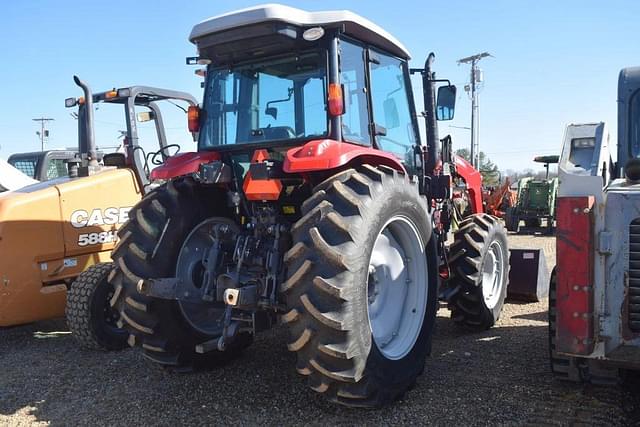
[1,232,639,426]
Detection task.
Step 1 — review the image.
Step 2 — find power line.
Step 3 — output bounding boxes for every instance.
[32,117,55,151]
[484,148,558,155]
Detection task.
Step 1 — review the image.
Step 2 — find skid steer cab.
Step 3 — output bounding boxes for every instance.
[0,78,197,352]
[550,69,640,383]
[110,4,510,407]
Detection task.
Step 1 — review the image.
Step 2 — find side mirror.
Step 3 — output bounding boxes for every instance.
[436,85,456,121]
[137,111,155,122]
[265,106,278,120]
[382,98,400,129]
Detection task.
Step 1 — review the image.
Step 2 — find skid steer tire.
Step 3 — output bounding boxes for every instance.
[548,267,621,384]
[66,262,128,350]
[110,178,251,368]
[447,214,509,331]
[282,164,438,408]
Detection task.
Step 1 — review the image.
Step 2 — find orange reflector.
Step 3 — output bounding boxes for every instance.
[188,105,200,132]
[328,83,344,116]
[243,149,282,201]
[78,97,85,105]
[105,90,118,99]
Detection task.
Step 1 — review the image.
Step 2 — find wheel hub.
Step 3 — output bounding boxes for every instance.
[366,216,428,360]
[481,240,505,309]
[175,218,238,336]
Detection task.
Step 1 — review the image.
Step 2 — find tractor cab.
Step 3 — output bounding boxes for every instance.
[177,4,455,179]
[505,155,558,233]
[8,150,80,182]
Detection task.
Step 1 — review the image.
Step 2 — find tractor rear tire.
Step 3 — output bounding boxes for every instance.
[505,208,519,233]
[282,164,438,407]
[546,217,555,234]
[110,178,252,368]
[447,214,509,330]
[66,262,128,350]
[525,218,541,228]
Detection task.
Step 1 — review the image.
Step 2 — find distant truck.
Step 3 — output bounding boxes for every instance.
[8,150,79,182]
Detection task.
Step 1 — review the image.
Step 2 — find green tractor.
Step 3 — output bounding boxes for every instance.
[505,155,559,233]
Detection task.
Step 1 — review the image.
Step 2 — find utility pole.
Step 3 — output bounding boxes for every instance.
[33,117,55,151]
[457,52,492,169]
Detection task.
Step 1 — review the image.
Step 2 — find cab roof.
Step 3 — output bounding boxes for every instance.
[189,4,411,60]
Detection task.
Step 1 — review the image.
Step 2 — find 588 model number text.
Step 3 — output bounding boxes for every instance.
[77,231,118,247]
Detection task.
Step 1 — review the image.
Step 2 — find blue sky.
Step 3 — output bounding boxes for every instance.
[1,0,639,171]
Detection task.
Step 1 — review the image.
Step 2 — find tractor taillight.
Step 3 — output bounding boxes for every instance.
[555,196,595,356]
[188,105,200,132]
[328,83,344,116]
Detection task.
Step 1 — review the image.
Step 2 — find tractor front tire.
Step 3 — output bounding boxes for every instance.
[447,214,510,330]
[110,179,251,368]
[66,262,128,350]
[282,164,438,407]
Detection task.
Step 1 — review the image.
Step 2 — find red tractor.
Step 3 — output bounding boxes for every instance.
[110,5,509,407]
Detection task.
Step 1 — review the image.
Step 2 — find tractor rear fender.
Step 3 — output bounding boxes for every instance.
[149,141,406,181]
[454,155,483,214]
[283,139,406,174]
[150,151,221,180]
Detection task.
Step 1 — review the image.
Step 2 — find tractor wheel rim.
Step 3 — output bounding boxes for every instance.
[175,219,234,336]
[481,240,504,309]
[366,216,428,360]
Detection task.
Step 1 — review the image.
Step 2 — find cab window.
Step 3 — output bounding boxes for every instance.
[339,39,371,144]
[369,50,416,165]
[46,158,68,179]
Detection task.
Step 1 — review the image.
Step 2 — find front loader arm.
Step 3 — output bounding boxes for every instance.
[453,155,484,214]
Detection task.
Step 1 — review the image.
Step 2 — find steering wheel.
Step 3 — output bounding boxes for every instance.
[150,144,181,166]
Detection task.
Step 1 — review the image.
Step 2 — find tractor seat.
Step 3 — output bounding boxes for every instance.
[103,153,126,168]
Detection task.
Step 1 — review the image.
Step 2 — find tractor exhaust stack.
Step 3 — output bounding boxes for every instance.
[73,75,98,167]
[423,52,439,175]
